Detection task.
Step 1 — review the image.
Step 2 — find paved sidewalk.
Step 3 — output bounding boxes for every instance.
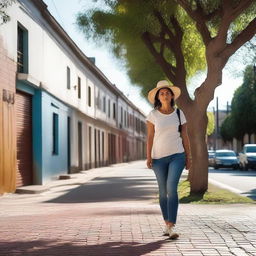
[0,161,256,256]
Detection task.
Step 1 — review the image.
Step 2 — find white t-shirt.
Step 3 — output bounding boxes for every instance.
[146,108,186,159]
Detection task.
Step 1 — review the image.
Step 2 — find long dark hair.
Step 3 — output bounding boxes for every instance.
[154,87,175,109]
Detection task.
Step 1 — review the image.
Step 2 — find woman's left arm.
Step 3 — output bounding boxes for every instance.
[181,123,192,170]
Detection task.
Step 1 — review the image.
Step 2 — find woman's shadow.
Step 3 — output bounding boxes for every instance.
[1,239,174,256]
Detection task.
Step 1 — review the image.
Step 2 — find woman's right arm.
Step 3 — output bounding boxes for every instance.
[146,121,155,169]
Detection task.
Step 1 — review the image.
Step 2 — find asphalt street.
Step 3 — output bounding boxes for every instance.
[208,168,256,200]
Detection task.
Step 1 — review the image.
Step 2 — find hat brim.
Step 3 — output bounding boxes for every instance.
[147,85,181,104]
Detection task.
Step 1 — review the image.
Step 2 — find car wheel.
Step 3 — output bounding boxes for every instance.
[240,163,247,171]
[233,165,239,170]
[214,165,219,170]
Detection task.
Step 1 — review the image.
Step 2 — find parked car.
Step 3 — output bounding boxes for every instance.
[213,150,239,169]
[239,144,256,170]
[208,150,215,167]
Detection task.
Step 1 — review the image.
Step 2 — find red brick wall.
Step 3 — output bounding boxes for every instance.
[0,35,17,194]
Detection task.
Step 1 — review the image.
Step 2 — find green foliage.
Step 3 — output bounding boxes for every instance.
[0,0,16,24]
[221,65,256,141]
[230,2,256,41]
[77,0,255,98]
[220,115,235,142]
[206,111,215,136]
[76,0,206,97]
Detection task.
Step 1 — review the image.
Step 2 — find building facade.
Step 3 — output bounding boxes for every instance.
[0,0,146,194]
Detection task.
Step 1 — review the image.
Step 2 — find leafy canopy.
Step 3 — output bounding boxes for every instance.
[206,111,215,136]
[77,0,206,97]
[77,0,255,99]
[221,65,256,140]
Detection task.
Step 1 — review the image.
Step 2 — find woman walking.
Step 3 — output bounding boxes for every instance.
[146,80,191,239]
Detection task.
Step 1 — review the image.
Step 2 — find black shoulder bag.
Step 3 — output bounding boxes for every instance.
[176,108,182,133]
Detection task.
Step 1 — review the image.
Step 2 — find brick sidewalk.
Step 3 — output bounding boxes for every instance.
[0,161,256,256]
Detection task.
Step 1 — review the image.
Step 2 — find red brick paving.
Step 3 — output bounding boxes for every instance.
[0,161,256,256]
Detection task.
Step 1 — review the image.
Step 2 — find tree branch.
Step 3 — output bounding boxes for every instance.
[205,8,221,21]
[229,0,254,21]
[143,10,190,104]
[217,0,254,43]
[148,33,176,51]
[169,16,186,85]
[141,31,176,82]
[195,1,219,22]
[223,17,256,58]
[170,16,183,41]
[153,10,187,87]
[221,0,233,12]
[159,31,165,56]
[177,0,212,45]
[153,10,176,41]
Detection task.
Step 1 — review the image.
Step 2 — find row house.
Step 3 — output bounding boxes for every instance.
[0,0,146,194]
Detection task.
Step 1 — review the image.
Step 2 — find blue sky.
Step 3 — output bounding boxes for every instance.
[42,0,245,114]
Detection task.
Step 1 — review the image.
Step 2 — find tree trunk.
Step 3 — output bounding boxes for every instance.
[185,106,209,194]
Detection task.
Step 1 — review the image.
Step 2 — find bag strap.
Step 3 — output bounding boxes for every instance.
[176,108,182,133]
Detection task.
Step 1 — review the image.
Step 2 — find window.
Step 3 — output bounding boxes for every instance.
[113,103,116,119]
[78,76,81,98]
[103,96,106,113]
[17,24,28,73]
[88,86,91,106]
[97,90,101,109]
[67,67,71,89]
[121,107,123,124]
[52,113,59,155]
[124,111,127,127]
[89,126,92,168]
[108,99,111,117]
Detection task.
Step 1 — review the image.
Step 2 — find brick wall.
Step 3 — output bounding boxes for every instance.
[0,35,17,194]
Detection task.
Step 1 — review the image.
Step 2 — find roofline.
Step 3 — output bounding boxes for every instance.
[29,0,145,117]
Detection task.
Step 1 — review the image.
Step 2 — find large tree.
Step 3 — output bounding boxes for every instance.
[221,65,256,143]
[77,0,256,194]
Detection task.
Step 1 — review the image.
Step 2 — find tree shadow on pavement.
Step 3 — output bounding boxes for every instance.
[0,239,172,256]
[45,176,158,204]
[179,193,204,203]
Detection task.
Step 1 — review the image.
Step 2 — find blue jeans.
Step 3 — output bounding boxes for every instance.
[152,152,185,223]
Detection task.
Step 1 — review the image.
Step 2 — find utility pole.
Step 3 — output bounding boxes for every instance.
[213,106,216,151]
[216,97,219,150]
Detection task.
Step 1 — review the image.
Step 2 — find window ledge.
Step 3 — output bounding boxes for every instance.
[17,73,48,90]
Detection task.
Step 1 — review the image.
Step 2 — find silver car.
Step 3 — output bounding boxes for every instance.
[239,144,256,170]
[213,150,239,170]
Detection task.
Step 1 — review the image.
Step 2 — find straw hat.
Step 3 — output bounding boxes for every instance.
[147,80,181,104]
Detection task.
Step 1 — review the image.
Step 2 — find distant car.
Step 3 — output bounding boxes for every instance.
[239,144,256,170]
[208,150,215,167]
[213,150,239,169]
